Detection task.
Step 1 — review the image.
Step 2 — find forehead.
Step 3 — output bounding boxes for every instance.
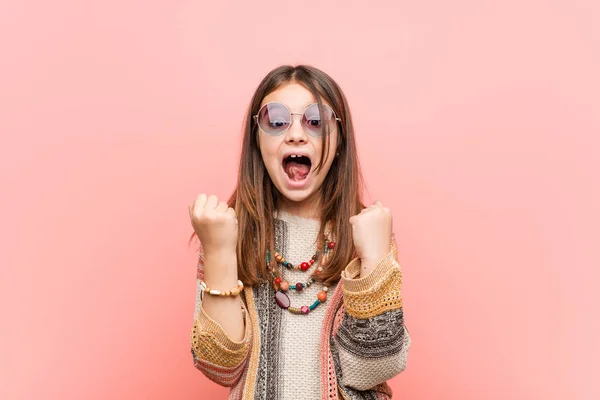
[261,83,331,111]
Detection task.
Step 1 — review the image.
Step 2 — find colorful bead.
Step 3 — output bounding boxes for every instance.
[275,291,290,309]
[274,247,321,271]
[288,277,315,290]
[268,236,333,315]
[276,293,329,314]
[317,291,327,302]
[309,299,321,310]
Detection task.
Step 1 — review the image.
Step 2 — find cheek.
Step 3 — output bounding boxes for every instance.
[258,136,279,165]
[317,135,338,169]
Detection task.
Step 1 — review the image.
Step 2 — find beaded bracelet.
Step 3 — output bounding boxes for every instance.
[200,280,244,298]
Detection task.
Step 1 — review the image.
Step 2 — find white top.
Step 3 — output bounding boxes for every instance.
[275,210,338,400]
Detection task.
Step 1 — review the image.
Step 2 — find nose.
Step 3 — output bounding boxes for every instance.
[284,113,308,144]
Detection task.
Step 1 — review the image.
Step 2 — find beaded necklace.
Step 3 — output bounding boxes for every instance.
[268,236,336,315]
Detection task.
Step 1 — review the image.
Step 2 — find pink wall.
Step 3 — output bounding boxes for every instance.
[1,0,598,399]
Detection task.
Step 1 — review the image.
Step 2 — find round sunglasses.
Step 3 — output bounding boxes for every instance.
[253,102,341,137]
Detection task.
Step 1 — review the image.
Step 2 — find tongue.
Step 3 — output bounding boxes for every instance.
[285,161,310,181]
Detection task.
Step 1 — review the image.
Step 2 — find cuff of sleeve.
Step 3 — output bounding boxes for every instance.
[196,299,251,352]
[341,248,398,293]
[341,245,403,319]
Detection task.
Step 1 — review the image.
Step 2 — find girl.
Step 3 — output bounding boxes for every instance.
[188,65,410,399]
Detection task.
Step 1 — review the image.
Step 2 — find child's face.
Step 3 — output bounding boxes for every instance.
[257,83,339,209]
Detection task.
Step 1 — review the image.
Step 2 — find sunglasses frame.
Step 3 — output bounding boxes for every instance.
[253,101,342,137]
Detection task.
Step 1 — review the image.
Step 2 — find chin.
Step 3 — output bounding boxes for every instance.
[273,181,312,203]
[279,190,313,203]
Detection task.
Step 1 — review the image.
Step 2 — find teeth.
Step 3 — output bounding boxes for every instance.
[285,154,309,161]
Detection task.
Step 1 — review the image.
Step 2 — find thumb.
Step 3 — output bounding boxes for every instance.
[349,215,356,226]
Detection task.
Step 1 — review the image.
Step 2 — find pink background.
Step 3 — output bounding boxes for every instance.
[1,0,598,399]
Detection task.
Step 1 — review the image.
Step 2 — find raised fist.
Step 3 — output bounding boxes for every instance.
[349,200,393,264]
[189,194,238,255]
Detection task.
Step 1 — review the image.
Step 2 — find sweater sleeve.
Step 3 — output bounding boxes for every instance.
[335,234,411,391]
[190,254,252,387]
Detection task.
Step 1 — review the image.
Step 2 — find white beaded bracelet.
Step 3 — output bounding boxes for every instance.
[200,280,244,298]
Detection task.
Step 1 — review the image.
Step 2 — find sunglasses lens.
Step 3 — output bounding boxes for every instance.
[257,103,290,135]
[303,104,336,136]
[256,102,338,136]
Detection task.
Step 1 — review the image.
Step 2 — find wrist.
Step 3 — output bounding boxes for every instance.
[358,252,387,277]
[358,258,377,277]
[202,246,237,261]
[203,248,239,284]
[359,253,385,265]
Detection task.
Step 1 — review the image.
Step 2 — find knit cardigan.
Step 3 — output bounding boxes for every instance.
[190,217,410,399]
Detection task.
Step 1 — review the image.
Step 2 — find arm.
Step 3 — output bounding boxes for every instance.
[190,249,252,387]
[335,235,411,391]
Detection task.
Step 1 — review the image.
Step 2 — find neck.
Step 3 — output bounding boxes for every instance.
[277,194,321,220]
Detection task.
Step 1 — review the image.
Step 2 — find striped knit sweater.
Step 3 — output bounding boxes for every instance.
[191,211,410,399]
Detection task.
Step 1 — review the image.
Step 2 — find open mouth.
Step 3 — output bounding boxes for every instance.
[282,154,312,181]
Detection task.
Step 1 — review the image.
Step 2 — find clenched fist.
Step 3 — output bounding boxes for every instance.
[349,201,393,266]
[189,194,238,255]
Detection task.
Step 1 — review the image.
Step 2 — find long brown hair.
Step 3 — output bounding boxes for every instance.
[192,65,365,286]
